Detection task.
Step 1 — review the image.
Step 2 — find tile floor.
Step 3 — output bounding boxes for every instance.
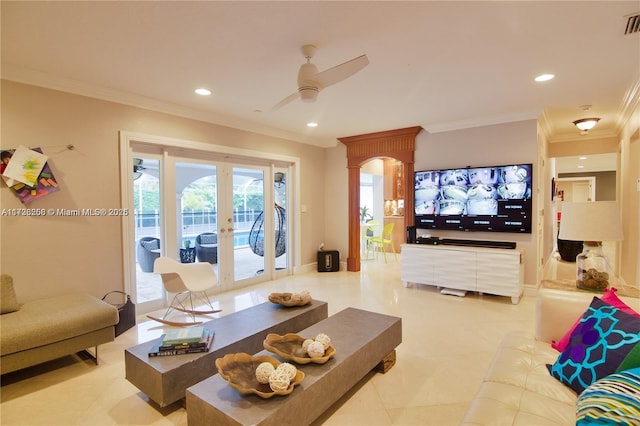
[0,255,537,425]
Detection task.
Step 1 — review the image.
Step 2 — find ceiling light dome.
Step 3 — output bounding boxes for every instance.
[573,117,600,132]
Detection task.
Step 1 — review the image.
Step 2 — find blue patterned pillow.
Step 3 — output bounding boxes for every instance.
[576,367,640,424]
[548,297,640,394]
[141,239,159,251]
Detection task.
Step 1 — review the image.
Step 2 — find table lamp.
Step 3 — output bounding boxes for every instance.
[557,201,624,291]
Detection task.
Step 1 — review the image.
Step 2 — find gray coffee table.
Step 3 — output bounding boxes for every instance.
[186,307,402,425]
[125,299,328,407]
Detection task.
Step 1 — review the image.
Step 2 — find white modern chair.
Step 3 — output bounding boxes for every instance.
[148,257,221,326]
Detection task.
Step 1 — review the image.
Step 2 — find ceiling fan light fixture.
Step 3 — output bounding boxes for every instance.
[573,117,600,132]
[298,86,319,102]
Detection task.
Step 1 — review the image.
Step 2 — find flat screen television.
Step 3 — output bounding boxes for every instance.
[414,164,532,233]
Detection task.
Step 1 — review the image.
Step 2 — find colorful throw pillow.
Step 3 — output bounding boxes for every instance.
[576,367,640,425]
[1,274,21,314]
[552,287,640,352]
[617,342,640,373]
[548,297,640,394]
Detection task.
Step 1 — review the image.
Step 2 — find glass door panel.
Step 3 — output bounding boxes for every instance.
[176,162,219,275]
[274,169,288,272]
[229,166,266,282]
[133,156,163,306]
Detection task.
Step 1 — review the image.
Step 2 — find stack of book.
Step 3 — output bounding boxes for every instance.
[148,325,215,357]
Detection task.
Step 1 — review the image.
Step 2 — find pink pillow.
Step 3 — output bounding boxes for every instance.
[551,287,640,352]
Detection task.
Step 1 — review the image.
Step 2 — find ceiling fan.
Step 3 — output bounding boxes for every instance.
[272,45,369,111]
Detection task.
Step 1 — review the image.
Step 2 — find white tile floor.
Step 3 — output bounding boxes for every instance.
[0,255,537,425]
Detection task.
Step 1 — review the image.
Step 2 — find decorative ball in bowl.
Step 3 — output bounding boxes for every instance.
[214,352,304,398]
[263,333,336,364]
[268,291,312,307]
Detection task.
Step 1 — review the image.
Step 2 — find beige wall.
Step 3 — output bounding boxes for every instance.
[415,120,539,286]
[0,81,326,302]
[557,171,616,201]
[620,119,640,286]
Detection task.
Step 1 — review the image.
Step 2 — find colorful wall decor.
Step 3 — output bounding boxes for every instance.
[1,146,60,204]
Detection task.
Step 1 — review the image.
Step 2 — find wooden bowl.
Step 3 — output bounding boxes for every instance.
[268,292,312,307]
[263,333,336,364]
[214,353,304,398]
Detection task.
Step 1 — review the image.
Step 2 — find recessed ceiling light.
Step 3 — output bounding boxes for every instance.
[534,74,555,82]
[307,122,318,127]
[579,156,587,160]
[195,88,212,96]
[577,165,584,169]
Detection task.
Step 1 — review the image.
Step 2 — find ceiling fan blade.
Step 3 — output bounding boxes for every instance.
[314,54,369,89]
[271,91,299,111]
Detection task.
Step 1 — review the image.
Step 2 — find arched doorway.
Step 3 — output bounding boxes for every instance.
[338,126,423,271]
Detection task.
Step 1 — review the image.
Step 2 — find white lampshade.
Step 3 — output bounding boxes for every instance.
[558,201,624,242]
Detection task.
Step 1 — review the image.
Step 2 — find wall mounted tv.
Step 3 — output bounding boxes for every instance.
[414,164,532,233]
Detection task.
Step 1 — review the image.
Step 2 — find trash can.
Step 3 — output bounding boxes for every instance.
[317,250,339,272]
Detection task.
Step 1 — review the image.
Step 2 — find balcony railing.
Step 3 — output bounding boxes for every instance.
[135,209,264,247]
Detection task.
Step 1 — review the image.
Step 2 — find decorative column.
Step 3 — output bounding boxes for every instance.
[339,126,423,272]
[347,165,362,271]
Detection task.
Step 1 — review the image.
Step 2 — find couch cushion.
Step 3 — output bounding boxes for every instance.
[1,274,21,314]
[552,287,640,352]
[199,234,217,244]
[576,367,640,425]
[461,331,576,425]
[548,297,640,394]
[0,293,119,355]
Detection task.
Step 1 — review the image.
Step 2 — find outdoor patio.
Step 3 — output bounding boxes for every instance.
[135,246,287,304]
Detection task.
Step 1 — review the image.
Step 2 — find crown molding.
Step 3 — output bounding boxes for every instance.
[425,110,542,134]
[616,73,640,132]
[1,64,337,148]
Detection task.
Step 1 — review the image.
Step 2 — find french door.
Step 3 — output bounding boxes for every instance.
[122,135,293,315]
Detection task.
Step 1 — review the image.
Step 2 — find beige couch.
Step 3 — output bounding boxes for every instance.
[461,287,638,425]
[0,274,119,375]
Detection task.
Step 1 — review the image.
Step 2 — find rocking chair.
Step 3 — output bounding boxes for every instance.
[147,257,222,326]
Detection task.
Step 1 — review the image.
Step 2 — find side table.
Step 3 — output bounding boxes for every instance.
[541,254,640,299]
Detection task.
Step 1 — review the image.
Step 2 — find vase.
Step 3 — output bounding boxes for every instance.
[575,242,611,291]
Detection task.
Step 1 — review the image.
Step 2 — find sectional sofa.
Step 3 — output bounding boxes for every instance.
[462,287,640,424]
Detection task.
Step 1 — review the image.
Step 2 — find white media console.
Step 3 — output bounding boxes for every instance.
[401,243,524,304]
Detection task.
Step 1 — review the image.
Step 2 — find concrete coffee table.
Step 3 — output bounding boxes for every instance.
[186,307,402,425]
[125,299,328,407]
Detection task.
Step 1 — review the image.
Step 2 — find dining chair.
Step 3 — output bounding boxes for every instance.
[369,222,397,262]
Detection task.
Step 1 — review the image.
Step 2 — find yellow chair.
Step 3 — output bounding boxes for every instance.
[147,257,221,326]
[363,220,379,260]
[369,222,397,262]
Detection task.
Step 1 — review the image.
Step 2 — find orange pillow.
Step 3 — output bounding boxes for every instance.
[551,287,640,352]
